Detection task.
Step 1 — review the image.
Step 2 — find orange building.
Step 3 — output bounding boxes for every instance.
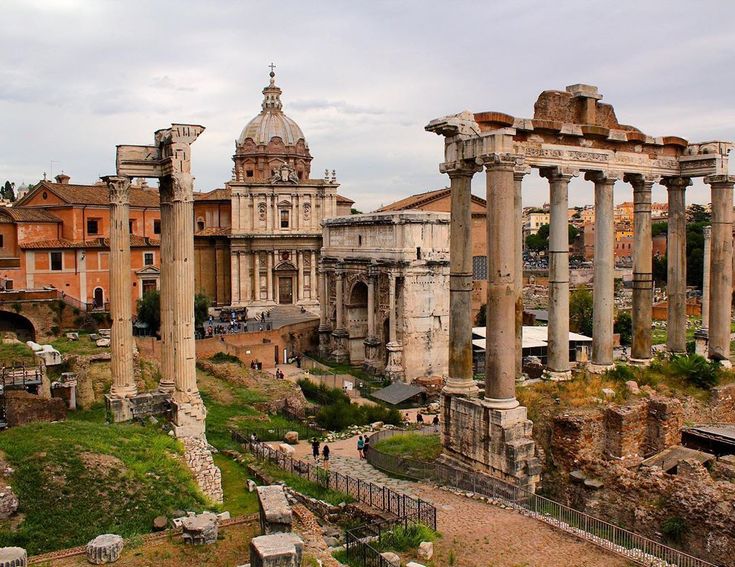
[377,188,487,319]
[0,174,161,313]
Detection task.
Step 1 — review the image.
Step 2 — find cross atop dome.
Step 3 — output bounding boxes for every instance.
[262,63,282,111]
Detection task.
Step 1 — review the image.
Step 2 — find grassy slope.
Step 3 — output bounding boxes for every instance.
[0,419,205,555]
[372,433,442,462]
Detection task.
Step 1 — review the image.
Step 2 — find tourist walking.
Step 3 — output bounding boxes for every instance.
[416,412,424,427]
[433,414,440,432]
[311,438,320,461]
[357,435,365,459]
[322,445,330,470]
[363,435,370,457]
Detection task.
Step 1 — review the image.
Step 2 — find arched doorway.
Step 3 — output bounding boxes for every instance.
[347,281,368,364]
[0,310,36,341]
[274,261,297,304]
[93,287,104,309]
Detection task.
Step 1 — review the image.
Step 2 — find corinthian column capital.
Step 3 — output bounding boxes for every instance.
[704,174,735,189]
[103,176,131,206]
[539,166,578,183]
[479,152,523,171]
[624,173,659,191]
[584,170,623,185]
[661,176,692,191]
[441,160,482,178]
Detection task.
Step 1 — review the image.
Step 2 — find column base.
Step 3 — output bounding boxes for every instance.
[330,329,350,364]
[105,391,171,423]
[106,394,133,423]
[481,396,520,410]
[442,378,480,397]
[628,358,651,367]
[158,381,175,395]
[318,325,332,358]
[385,341,404,382]
[109,385,138,399]
[694,329,709,357]
[362,336,382,374]
[588,363,614,374]
[441,395,540,492]
[171,394,207,438]
[710,357,733,369]
[544,369,572,382]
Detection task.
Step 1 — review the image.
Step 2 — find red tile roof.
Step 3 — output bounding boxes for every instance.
[194,227,231,237]
[336,194,354,205]
[17,181,161,208]
[377,188,486,212]
[194,188,230,201]
[0,208,61,223]
[20,235,160,250]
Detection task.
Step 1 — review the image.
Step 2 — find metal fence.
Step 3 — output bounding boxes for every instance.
[366,427,439,481]
[345,515,427,567]
[237,423,322,443]
[232,431,436,529]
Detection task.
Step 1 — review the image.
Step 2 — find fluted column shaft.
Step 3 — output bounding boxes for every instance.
[588,171,617,369]
[335,270,345,331]
[310,251,317,300]
[253,252,260,301]
[542,168,574,377]
[266,252,274,302]
[664,177,690,353]
[706,175,735,363]
[241,252,251,304]
[445,165,479,396]
[514,168,528,381]
[629,174,655,361]
[158,188,175,392]
[484,154,520,408]
[702,226,712,329]
[388,272,397,343]
[297,251,304,301]
[105,176,137,398]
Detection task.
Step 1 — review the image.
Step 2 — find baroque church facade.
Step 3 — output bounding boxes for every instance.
[193,70,353,310]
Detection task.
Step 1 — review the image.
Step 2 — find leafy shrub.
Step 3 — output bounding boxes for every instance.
[607,364,635,383]
[297,379,350,405]
[315,401,402,431]
[613,311,632,346]
[210,352,242,365]
[661,516,687,543]
[670,354,719,389]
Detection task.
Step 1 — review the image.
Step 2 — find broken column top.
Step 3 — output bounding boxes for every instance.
[256,485,292,528]
[565,84,602,100]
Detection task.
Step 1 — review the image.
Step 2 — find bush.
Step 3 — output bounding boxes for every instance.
[661,516,687,543]
[297,379,350,405]
[669,354,719,389]
[607,364,635,383]
[315,401,402,431]
[210,352,242,365]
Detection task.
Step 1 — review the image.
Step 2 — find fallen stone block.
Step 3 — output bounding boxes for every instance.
[277,443,295,456]
[86,534,123,564]
[601,388,616,399]
[96,338,111,348]
[0,547,27,567]
[152,516,167,531]
[65,332,79,341]
[249,533,303,567]
[247,479,257,492]
[181,512,219,545]
[406,563,426,567]
[0,487,19,520]
[283,431,299,444]
[381,551,400,564]
[418,541,433,560]
[257,485,292,534]
[625,380,640,394]
[371,421,384,430]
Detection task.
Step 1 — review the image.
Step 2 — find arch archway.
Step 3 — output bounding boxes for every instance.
[347,281,368,364]
[0,310,36,342]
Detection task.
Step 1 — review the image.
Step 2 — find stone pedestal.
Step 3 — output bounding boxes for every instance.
[362,336,381,374]
[105,395,132,423]
[256,485,292,534]
[330,329,349,364]
[0,547,26,567]
[385,342,404,382]
[181,512,219,545]
[86,534,123,564]
[249,533,304,567]
[106,391,171,424]
[318,325,332,358]
[440,394,540,492]
[694,329,709,358]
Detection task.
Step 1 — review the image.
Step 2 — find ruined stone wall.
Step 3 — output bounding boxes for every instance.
[5,390,66,426]
[182,436,223,504]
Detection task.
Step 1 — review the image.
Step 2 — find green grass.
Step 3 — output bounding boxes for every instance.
[373,433,442,462]
[257,460,354,506]
[213,454,258,517]
[333,523,438,566]
[50,333,108,356]
[0,420,205,555]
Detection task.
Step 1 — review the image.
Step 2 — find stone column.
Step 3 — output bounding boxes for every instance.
[484,154,520,408]
[706,175,734,364]
[541,167,575,380]
[164,172,205,437]
[586,171,618,372]
[702,225,712,330]
[363,266,380,373]
[628,174,655,363]
[663,176,690,354]
[331,268,349,363]
[297,251,304,302]
[266,252,274,302]
[253,252,260,301]
[514,166,529,381]
[444,164,479,396]
[158,182,175,393]
[231,252,241,306]
[105,176,137,399]
[240,252,250,305]
[318,265,332,357]
[310,251,317,300]
[385,271,404,381]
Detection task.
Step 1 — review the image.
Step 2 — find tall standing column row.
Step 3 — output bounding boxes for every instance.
[331,269,349,363]
[363,266,381,372]
[444,164,480,396]
[105,176,137,399]
[706,175,735,364]
[513,167,528,381]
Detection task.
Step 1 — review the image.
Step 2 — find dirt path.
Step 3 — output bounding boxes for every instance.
[418,485,632,567]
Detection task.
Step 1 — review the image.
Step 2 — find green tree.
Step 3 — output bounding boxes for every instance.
[614,311,633,346]
[525,223,578,253]
[653,255,667,286]
[350,207,363,215]
[569,288,593,337]
[686,204,710,224]
[652,222,668,237]
[1,181,15,202]
[136,290,161,333]
[475,304,486,327]
[194,293,211,328]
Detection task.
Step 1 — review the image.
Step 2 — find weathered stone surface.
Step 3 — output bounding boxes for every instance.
[86,534,123,564]
[247,479,257,492]
[625,380,640,394]
[181,512,218,545]
[283,431,299,444]
[417,541,433,560]
[257,485,292,534]
[406,563,426,567]
[277,443,295,456]
[380,552,400,564]
[0,547,26,567]
[0,486,18,520]
[601,388,616,400]
[182,436,223,503]
[152,516,167,531]
[249,533,303,567]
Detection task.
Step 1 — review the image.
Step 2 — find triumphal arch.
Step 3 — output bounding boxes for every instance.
[427,84,733,490]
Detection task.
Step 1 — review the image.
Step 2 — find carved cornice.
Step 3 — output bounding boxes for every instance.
[704,174,735,188]
[624,173,659,192]
[584,170,623,185]
[159,173,194,204]
[660,176,692,191]
[479,153,523,171]
[102,176,131,206]
[539,166,578,183]
[440,160,482,178]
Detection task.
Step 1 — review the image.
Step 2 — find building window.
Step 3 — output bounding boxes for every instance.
[153,219,161,234]
[246,170,254,177]
[129,220,136,233]
[144,252,154,266]
[197,218,205,231]
[473,256,487,280]
[280,210,289,228]
[87,218,99,235]
[4,280,12,290]
[0,235,4,248]
[358,235,362,246]
[142,279,157,295]
[50,251,63,271]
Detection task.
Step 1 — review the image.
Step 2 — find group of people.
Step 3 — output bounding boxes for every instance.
[413,412,440,432]
[357,435,370,459]
[274,368,286,380]
[311,438,331,469]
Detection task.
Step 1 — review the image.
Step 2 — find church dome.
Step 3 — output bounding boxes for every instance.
[238,71,307,147]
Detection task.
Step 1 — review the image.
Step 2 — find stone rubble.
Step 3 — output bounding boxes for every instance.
[181,512,219,545]
[0,547,26,567]
[182,436,223,503]
[85,534,123,564]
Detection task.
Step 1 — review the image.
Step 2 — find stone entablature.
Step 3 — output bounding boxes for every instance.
[320,212,450,381]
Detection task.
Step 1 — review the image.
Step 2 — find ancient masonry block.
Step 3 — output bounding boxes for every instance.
[183,436,223,503]
[0,547,26,567]
[86,534,123,564]
[257,485,293,534]
[181,512,219,545]
[603,403,647,461]
[249,533,303,567]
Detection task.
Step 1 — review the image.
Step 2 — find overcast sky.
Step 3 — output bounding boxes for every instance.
[2,0,734,211]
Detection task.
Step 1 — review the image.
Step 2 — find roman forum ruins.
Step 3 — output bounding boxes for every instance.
[427,84,733,489]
